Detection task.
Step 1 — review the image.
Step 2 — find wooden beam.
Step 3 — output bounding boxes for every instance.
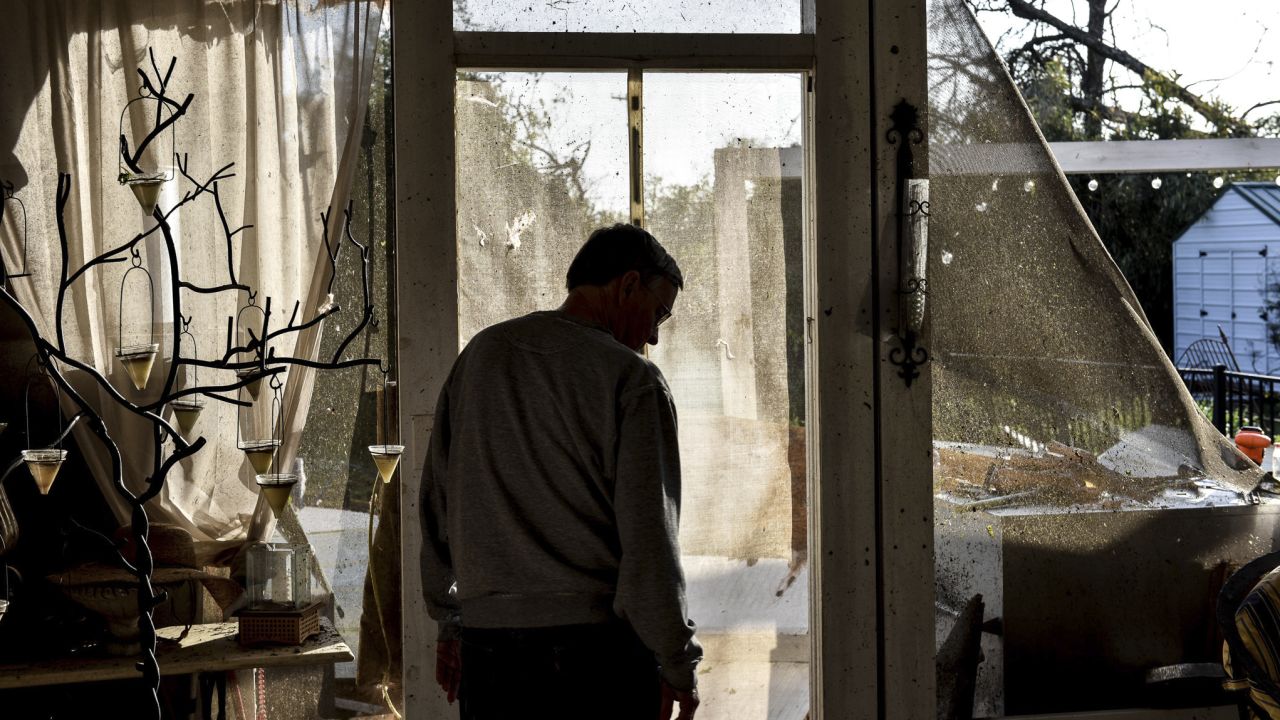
[870,0,935,716]
[934,138,1280,176]
[1050,138,1280,174]
[395,1,457,718]
[811,0,880,716]
[454,31,814,70]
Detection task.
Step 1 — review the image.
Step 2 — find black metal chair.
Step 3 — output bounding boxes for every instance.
[1176,328,1241,373]
[1178,339,1241,373]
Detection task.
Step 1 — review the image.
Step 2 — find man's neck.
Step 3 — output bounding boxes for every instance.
[559,288,617,336]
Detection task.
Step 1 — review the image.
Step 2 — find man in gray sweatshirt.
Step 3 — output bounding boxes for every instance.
[421,224,702,720]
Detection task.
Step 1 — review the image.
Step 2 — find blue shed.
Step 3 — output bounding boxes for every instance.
[1173,182,1280,374]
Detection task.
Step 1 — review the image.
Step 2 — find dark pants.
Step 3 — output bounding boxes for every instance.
[460,621,660,720]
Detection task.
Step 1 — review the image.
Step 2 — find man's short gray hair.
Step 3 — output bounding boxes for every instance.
[565,224,684,291]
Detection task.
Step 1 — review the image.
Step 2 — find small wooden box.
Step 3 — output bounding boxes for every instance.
[236,601,323,647]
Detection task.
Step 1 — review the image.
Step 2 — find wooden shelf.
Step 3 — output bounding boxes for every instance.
[0,618,351,689]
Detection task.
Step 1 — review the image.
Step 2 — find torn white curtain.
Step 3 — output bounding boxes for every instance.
[0,0,385,542]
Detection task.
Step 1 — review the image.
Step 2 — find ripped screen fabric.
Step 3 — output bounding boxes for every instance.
[927,0,1261,513]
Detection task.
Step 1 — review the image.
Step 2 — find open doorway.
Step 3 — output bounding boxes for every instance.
[453,69,811,719]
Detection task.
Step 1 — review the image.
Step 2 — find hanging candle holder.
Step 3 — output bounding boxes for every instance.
[168,316,203,438]
[1,181,32,281]
[116,88,175,216]
[21,356,68,495]
[235,295,267,400]
[252,376,296,518]
[238,369,281,480]
[114,247,158,392]
[367,364,403,485]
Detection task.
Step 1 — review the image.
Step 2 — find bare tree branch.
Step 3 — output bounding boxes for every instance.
[1243,100,1280,121]
[1002,0,1253,134]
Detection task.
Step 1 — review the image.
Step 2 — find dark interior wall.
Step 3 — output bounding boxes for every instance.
[0,300,119,665]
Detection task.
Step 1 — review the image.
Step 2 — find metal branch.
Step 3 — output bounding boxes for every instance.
[10,56,385,720]
[332,202,374,363]
[67,162,231,288]
[156,385,252,409]
[175,155,235,200]
[265,355,384,373]
[322,207,343,296]
[212,182,245,287]
[178,281,251,295]
[138,437,206,504]
[43,348,192,453]
[267,304,336,341]
[121,55,194,175]
[53,175,71,351]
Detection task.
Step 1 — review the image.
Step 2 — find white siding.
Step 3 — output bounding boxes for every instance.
[1173,188,1280,373]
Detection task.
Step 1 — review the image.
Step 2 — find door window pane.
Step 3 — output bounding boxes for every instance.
[456,72,628,345]
[645,72,808,719]
[455,0,803,34]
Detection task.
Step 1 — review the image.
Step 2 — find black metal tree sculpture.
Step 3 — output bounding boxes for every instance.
[0,51,382,717]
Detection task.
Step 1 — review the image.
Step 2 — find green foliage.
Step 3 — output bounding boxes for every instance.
[1069,172,1221,350]
[996,9,1280,352]
[1013,59,1077,141]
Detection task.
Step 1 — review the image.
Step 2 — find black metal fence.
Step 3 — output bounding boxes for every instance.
[1179,365,1280,438]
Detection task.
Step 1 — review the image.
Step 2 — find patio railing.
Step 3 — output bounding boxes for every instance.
[1179,364,1280,438]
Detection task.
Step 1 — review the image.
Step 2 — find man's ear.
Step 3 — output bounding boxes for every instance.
[617,270,642,298]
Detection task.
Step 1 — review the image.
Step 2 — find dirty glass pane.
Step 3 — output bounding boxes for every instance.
[645,72,808,719]
[454,0,803,33]
[928,0,1264,716]
[292,13,399,711]
[455,70,809,718]
[456,71,628,345]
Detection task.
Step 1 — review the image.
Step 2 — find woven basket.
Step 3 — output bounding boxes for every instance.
[237,601,322,646]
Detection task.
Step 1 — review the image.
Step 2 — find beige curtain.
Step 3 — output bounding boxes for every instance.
[0,0,384,544]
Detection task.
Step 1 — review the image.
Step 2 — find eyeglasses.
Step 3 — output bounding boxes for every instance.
[642,283,672,328]
[655,299,672,328]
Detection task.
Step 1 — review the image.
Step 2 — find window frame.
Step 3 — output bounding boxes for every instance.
[392,3,933,717]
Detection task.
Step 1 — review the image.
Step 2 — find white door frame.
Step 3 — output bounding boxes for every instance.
[393,2,933,717]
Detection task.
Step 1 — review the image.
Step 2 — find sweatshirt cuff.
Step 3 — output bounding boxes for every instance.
[658,641,703,691]
[435,613,463,642]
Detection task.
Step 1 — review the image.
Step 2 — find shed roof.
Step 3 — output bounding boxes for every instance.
[1232,182,1280,226]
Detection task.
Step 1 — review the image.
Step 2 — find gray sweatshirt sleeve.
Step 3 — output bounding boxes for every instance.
[420,381,463,641]
[613,381,703,690]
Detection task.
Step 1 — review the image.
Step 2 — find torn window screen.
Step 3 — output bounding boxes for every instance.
[928,0,1268,714]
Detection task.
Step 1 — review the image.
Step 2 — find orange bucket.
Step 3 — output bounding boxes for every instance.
[1235,426,1272,465]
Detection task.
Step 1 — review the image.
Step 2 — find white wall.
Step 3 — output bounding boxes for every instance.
[1173,188,1280,373]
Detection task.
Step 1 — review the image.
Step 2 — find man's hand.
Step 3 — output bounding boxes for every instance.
[659,680,699,720]
[436,638,462,704]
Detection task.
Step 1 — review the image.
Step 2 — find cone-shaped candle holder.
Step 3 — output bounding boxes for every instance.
[256,473,298,517]
[368,444,404,484]
[169,399,204,437]
[125,174,166,215]
[22,448,67,494]
[239,439,280,475]
[236,368,264,399]
[115,343,159,391]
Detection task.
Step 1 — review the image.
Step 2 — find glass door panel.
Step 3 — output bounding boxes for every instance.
[455,69,809,719]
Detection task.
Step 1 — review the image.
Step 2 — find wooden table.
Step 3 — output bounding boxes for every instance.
[0,618,352,689]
